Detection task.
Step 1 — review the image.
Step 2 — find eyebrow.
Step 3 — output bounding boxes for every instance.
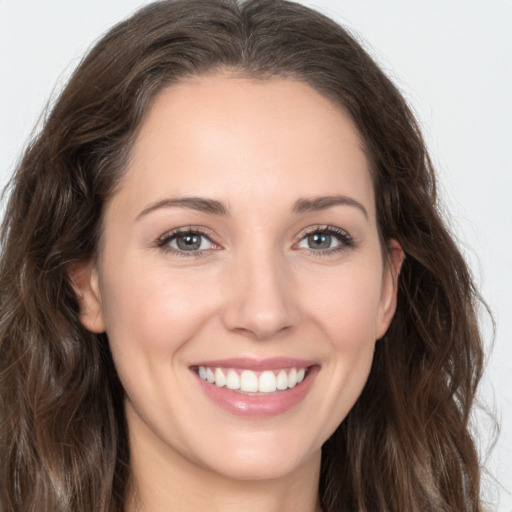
[292,195,368,219]
[136,197,229,219]
[136,194,368,220]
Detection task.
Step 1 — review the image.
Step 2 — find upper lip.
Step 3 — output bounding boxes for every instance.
[190,357,317,371]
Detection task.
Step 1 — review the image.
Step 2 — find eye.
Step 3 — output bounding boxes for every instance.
[158,228,218,255]
[171,232,212,251]
[296,226,354,253]
[298,232,340,250]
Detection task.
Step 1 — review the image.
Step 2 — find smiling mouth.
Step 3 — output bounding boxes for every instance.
[193,366,312,395]
[191,359,320,417]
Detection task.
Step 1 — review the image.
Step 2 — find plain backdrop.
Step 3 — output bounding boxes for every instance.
[1,0,511,509]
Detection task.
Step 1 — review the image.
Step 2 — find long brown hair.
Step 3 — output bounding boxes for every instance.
[0,1,487,510]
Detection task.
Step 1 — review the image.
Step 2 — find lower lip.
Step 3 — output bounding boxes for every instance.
[193,366,319,418]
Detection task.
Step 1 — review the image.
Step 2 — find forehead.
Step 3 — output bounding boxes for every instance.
[112,73,375,220]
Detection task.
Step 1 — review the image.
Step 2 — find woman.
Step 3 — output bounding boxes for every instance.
[0,0,487,511]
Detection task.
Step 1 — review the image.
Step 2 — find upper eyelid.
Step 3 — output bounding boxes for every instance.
[158,225,218,244]
[295,224,351,240]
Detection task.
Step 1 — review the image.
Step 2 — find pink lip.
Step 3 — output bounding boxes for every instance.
[190,358,320,418]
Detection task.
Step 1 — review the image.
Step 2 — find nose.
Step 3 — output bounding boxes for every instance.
[220,249,300,340]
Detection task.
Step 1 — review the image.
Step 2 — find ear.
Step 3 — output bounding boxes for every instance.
[70,261,106,333]
[376,239,405,339]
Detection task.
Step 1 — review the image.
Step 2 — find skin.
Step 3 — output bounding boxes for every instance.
[75,73,403,512]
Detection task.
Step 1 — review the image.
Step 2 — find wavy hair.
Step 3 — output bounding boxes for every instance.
[0,1,486,510]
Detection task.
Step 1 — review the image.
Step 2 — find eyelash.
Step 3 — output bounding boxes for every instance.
[295,225,356,256]
[157,226,218,258]
[156,224,356,258]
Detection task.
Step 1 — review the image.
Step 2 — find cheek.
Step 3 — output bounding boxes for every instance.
[100,263,220,359]
[323,270,382,381]
[304,260,384,345]
[98,265,221,433]
[298,259,383,426]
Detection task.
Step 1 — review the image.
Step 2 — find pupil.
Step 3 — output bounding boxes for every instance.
[308,233,331,249]
[177,234,201,250]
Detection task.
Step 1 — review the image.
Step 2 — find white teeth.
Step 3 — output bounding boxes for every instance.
[225,369,240,390]
[288,368,297,388]
[276,369,288,390]
[240,370,259,392]
[214,367,226,387]
[197,365,309,393]
[258,371,277,393]
[206,367,215,383]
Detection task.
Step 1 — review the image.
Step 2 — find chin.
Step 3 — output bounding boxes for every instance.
[191,433,321,482]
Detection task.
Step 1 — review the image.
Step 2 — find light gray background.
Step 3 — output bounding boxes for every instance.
[1,1,511,509]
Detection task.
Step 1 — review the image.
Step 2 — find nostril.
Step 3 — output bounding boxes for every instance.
[221,305,299,339]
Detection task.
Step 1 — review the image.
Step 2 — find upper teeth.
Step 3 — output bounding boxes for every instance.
[197,366,307,393]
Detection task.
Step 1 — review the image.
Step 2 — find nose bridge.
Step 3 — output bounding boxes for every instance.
[221,237,299,339]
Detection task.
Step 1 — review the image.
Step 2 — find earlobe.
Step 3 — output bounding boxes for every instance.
[376,240,405,339]
[70,261,106,334]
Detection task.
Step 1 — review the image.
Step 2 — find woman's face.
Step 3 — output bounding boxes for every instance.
[78,74,401,483]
